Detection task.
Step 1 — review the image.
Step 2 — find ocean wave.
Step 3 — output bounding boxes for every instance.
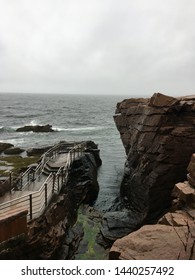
[53,126,105,132]
[0,126,15,133]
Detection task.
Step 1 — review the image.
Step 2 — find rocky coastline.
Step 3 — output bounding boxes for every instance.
[106,93,195,259]
[0,140,102,259]
[109,155,195,259]
[0,93,195,260]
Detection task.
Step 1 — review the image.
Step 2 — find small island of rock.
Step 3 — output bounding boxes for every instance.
[16,124,54,133]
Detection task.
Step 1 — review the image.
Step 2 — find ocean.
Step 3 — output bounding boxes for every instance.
[0,93,128,211]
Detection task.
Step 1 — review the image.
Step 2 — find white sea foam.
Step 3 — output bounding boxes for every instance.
[29,120,40,126]
[53,126,105,132]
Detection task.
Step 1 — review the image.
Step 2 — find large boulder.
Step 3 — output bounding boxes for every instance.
[109,222,195,260]
[114,93,195,222]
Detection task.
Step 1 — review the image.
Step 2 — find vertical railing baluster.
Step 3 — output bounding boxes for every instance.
[45,183,48,206]
[29,194,33,220]
[9,171,12,192]
[52,173,55,193]
[58,174,60,192]
[20,173,23,190]
[33,170,35,182]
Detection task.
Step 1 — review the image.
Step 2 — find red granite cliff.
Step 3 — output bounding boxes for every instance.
[114,93,195,221]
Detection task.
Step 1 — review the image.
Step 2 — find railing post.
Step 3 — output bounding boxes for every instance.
[58,174,60,192]
[33,170,35,182]
[20,173,23,189]
[9,171,12,192]
[29,194,33,220]
[52,173,55,193]
[27,172,30,184]
[45,183,48,206]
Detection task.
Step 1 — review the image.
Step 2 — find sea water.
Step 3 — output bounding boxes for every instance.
[0,93,128,211]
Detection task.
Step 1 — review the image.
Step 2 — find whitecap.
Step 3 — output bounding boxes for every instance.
[53,126,105,132]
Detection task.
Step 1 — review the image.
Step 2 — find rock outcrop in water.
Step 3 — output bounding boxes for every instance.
[109,154,195,260]
[16,124,54,133]
[114,93,195,220]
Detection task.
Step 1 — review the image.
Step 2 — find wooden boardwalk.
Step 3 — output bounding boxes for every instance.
[0,142,86,221]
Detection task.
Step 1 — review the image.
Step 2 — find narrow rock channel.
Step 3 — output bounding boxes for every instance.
[74,205,108,260]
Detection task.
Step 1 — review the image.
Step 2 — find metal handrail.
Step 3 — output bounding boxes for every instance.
[0,141,86,221]
[13,141,74,190]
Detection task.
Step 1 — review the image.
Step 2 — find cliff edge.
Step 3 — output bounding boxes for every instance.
[114,93,195,221]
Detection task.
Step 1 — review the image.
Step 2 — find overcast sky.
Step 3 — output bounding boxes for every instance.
[0,0,194,96]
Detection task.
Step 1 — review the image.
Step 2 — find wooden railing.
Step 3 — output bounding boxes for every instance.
[0,142,86,221]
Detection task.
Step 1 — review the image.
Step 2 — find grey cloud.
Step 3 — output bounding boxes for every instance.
[0,0,195,95]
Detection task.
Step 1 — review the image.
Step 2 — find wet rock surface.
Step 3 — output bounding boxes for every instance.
[67,142,101,205]
[0,143,14,154]
[114,93,195,221]
[4,147,25,155]
[16,124,54,133]
[100,211,144,247]
[74,205,108,260]
[109,154,195,260]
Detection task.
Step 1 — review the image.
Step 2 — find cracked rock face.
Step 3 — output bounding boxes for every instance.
[114,93,195,221]
[109,222,195,260]
[109,154,195,260]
